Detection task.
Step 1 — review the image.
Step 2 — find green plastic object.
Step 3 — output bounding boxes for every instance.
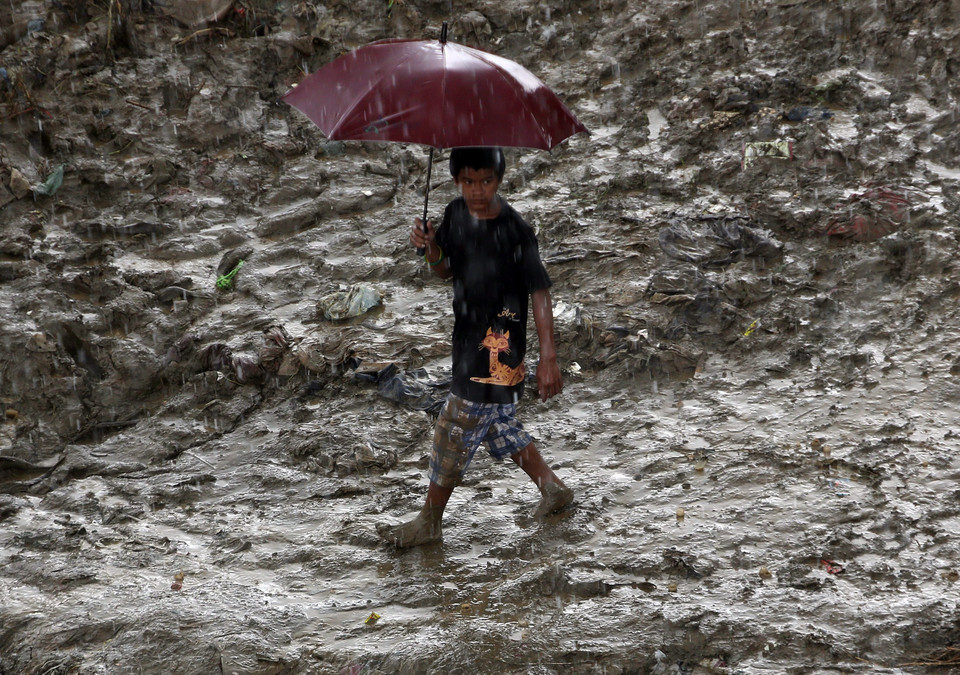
[216,260,244,290]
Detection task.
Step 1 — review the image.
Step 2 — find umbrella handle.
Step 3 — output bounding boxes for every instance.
[416,147,434,256]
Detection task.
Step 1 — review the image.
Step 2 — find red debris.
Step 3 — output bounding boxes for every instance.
[820,559,844,574]
[823,186,910,242]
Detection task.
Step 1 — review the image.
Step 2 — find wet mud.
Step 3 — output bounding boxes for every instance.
[2,0,960,673]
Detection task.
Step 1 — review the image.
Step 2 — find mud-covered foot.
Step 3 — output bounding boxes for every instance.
[533,482,574,520]
[376,513,442,548]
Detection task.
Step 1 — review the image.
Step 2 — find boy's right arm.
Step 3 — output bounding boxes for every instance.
[411,218,451,279]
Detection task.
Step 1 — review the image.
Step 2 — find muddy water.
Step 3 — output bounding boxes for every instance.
[3,0,960,673]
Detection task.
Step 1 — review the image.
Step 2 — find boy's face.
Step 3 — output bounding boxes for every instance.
[455,167,502,219]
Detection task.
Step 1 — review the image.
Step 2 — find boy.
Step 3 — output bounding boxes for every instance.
[377,147,573,548]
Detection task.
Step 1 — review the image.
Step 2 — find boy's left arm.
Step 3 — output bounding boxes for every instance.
[532,288,563,402]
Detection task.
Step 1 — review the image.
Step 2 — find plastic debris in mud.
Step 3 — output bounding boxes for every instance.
[658,215,783,268]
[317,284,383,321]
[741,140,793,169]
[171,571,185,590]
[215,259,243,290]
[364,612,380,625]
[758,567,773,579]
[822,186,910,242]
[33,164,64,196]
[354,362,449,413]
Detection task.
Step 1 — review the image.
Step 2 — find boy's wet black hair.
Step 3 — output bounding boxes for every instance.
[449,147,506,181]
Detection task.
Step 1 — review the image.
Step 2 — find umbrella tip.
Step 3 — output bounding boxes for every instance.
[440,21,448,43]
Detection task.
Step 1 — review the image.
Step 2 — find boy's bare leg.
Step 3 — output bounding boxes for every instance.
[377,481,453,548]
[511,442,574,518]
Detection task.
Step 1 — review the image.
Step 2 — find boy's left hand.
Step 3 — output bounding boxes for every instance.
[537,357,563,402]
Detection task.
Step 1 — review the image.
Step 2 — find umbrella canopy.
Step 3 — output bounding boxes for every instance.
[281,27,587,151]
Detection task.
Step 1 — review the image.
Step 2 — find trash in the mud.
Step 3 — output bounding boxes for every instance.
[676,507,685,520]
[658,215,783,268]
[363,612,380,626]
[33,164,64,196]
[820,559,844,574]
[758,567,773,579]
[743,319,759,337]
[171,572,184,591]
[741,140,793,168]
[216,260,244,290]
[355,363,449,413]
[784,106,833,121]
[823,186,910,242]
[667,582,678,592]
[317,284,383,321]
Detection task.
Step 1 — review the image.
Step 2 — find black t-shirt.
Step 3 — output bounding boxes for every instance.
[435,196,552,404]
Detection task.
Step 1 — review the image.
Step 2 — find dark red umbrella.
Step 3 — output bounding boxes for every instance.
[281,23,587,239]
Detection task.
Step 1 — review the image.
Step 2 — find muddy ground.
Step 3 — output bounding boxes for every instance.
[2,0,960,673]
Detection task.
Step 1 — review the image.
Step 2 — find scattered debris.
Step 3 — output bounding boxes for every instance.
[33,164,64,196]
[823,186,910,242]
[742,140,793,169]
[317,284,383,320]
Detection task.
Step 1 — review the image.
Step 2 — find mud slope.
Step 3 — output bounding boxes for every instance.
[2,1,960,673]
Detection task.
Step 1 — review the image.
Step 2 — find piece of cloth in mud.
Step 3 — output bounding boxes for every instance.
[354,363,449,414]
[428,394,533,488]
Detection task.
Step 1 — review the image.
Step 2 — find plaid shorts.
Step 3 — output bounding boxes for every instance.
[428,393,533,488]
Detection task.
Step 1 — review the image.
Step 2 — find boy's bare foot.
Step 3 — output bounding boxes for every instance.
[533,482,574,520]
[376,512,442,548]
